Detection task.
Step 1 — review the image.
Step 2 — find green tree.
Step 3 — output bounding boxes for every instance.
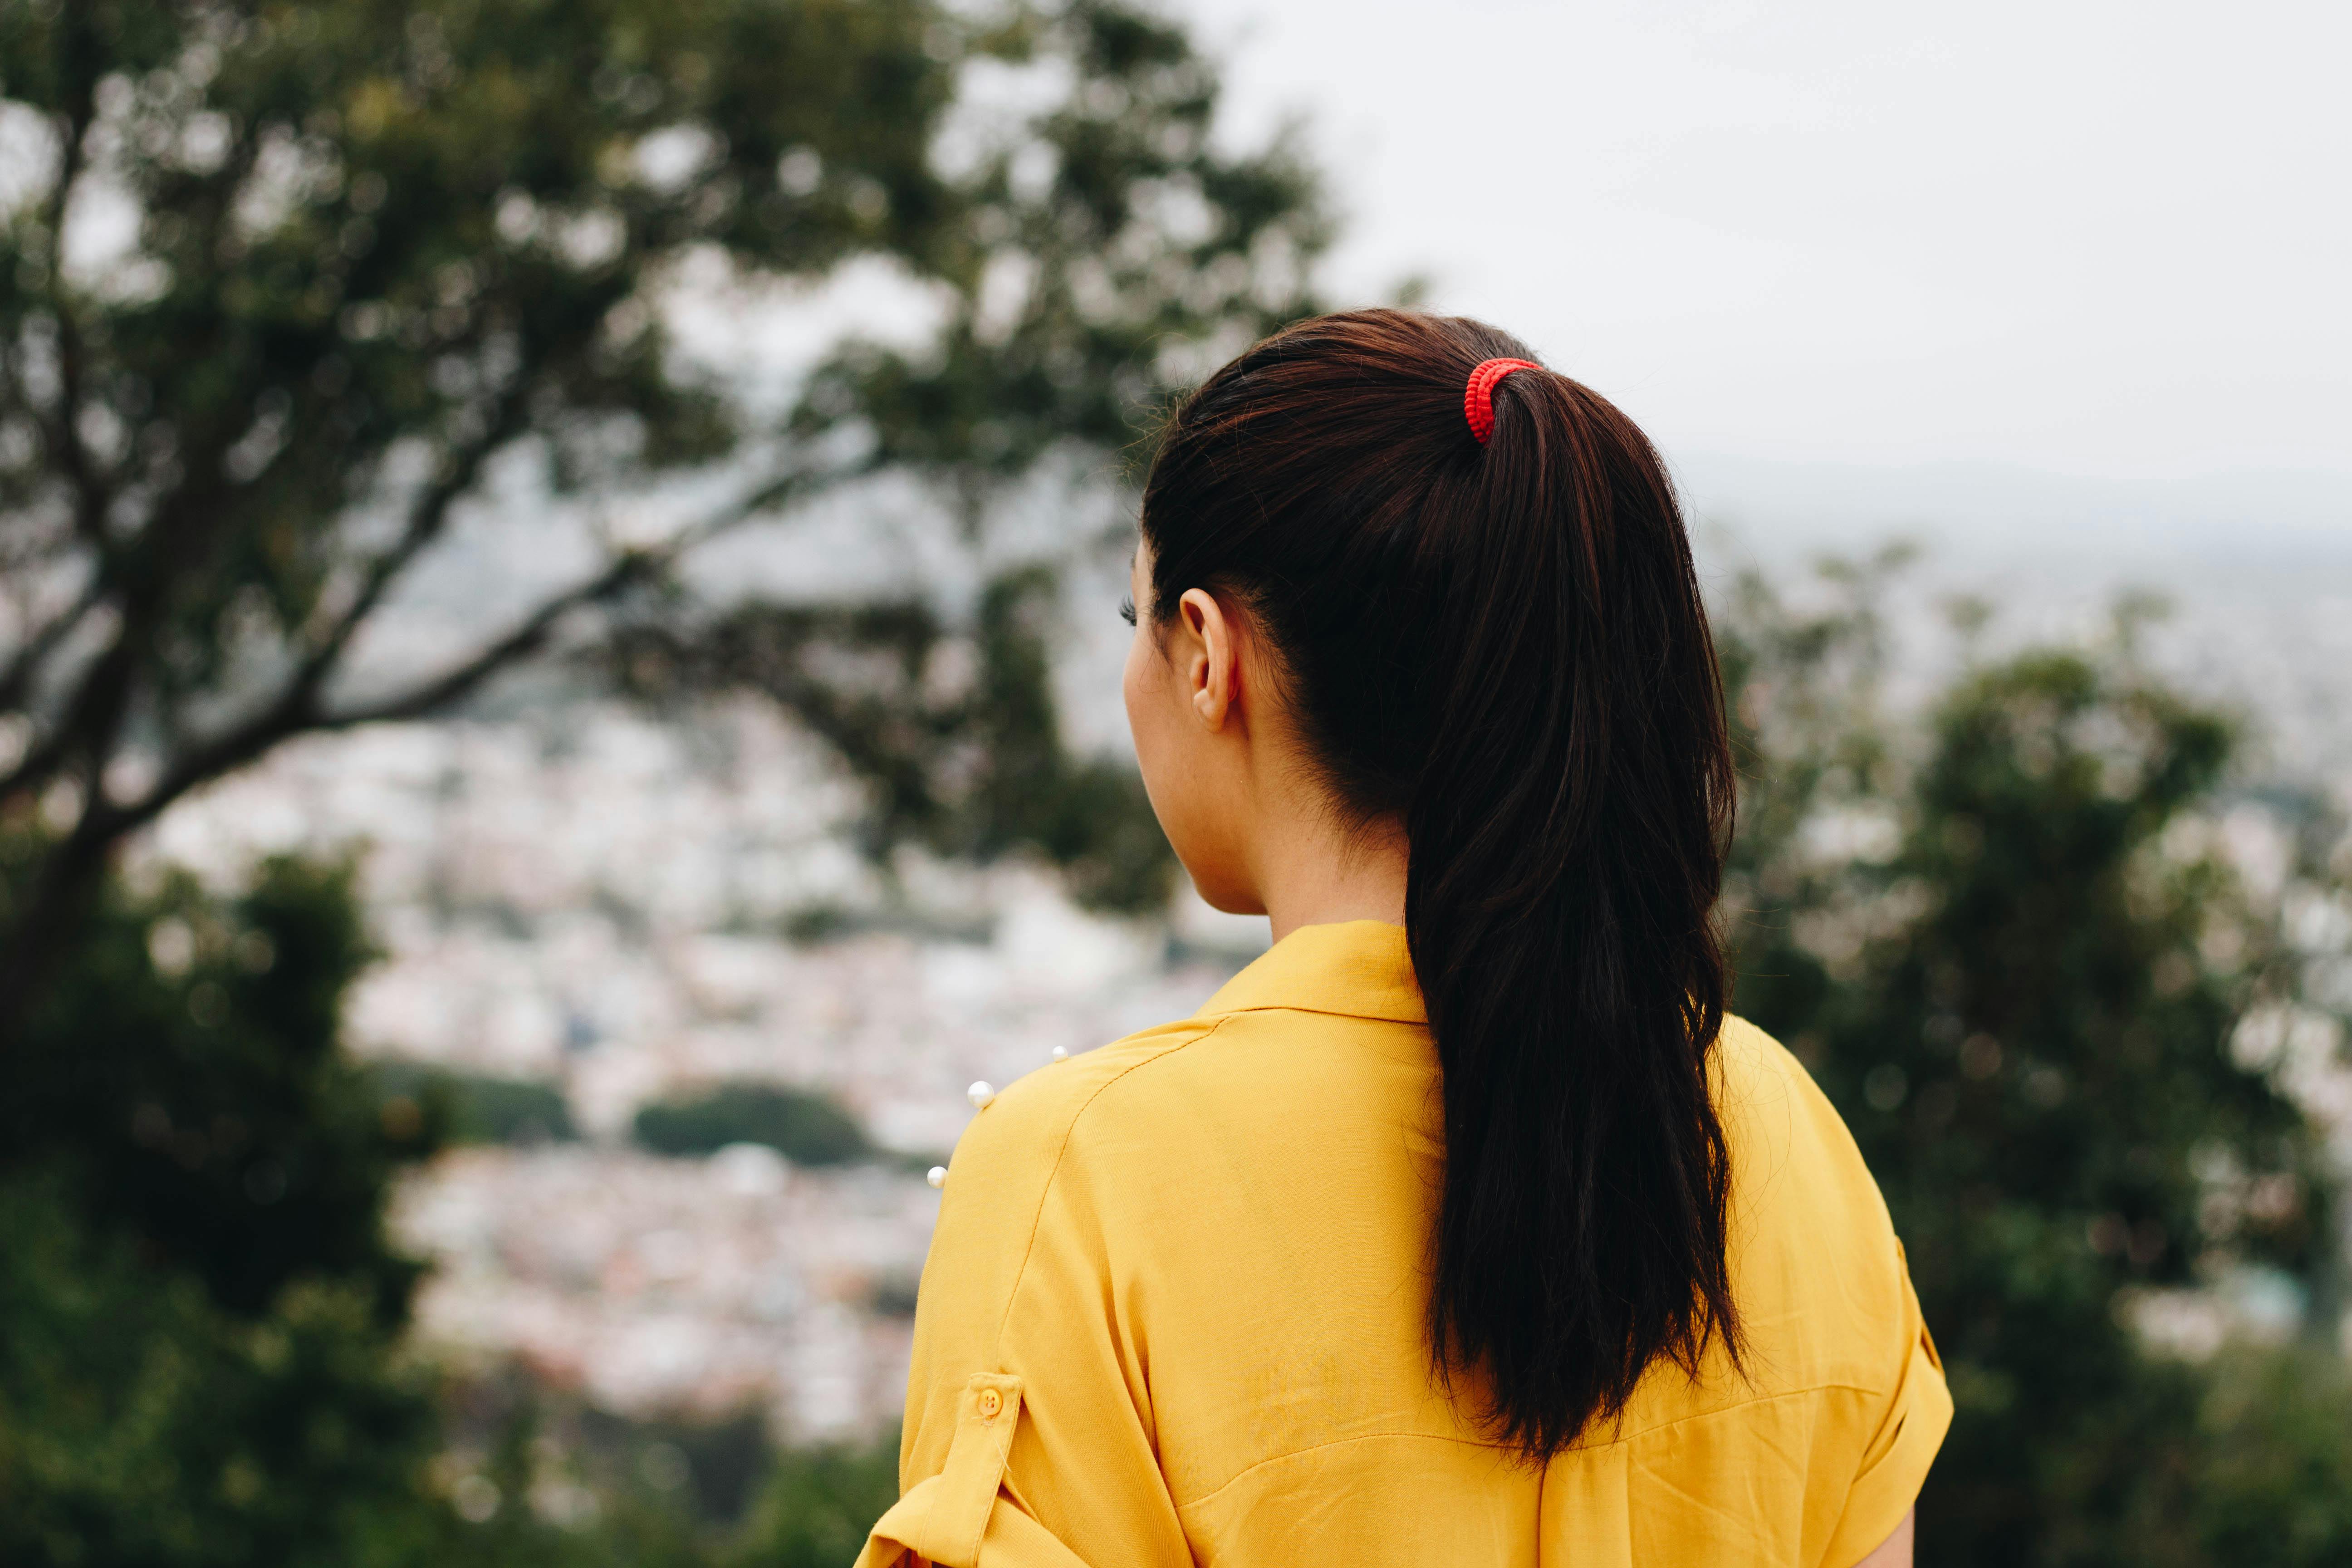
[0,856,466,1567]
[368,1063,580,1146]
[633,1081,870,1163]
[0,0,1323,1558]
[729,1429,900,1568]
[0,0,1322,1042]
[5,853,418,1316]
[609,563,1179,911]
[1719,562,2351,1566]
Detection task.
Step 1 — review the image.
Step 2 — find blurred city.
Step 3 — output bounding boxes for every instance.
[153,698,1250,1442]
[1,2,2347,1566]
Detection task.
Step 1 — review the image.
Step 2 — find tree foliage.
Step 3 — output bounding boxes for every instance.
[0,854,461,1567]
[6,851,421,1316]
[0,0,1316,1559]
[1719,559,2352,1567]
[632,1081,870,1164]
[368,1062,579,1145]
[610,564,1177,910]
[0,0,1321,1036]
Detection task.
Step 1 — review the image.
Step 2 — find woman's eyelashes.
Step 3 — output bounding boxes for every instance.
[1119,595,1137,627]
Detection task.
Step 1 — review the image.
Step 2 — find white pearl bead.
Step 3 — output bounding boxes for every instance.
[926,1166,947,1189]
[1050,1046,1068,1063]
[967,1081,995,1109]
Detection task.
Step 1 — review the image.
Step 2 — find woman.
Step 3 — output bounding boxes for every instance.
[859,310,1947,1568]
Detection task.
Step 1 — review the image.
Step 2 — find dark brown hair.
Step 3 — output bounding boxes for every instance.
[1140,309,1741,1458]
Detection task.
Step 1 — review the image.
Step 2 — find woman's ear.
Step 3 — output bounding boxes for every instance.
[1179,588,1239,732]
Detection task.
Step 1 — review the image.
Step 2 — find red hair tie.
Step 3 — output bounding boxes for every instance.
[1464,358,1540,445]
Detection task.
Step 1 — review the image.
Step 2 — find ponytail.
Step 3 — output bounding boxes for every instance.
[1140,309,1740,1457]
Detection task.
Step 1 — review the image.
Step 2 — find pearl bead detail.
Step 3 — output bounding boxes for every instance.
[1050,1047,1068,1063]
[967,1081,996,1109]
[926,1166,947,1189]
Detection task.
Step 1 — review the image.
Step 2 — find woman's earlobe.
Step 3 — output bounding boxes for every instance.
[1179,588,1235,731]
[1191,650,1226,729]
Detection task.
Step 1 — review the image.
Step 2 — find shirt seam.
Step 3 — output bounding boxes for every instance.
[1579,1378,1895,1447]
[1175,1431,1516,1512]
[985,1013,1241,1365]
[1174,1381,1900,1513]
[1191,1000,1425,1026]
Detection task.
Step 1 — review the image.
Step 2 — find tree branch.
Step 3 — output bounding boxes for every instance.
[80,551,639,846]
[0,103,289,806]
[317,551,656,732]
[288,392,535,701]
[0,58,132,809]
[82,453,848,845]
[0,568,103,715]
[39,84,107,551]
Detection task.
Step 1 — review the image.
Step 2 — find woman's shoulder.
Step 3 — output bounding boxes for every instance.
[915,1020,1219,1325]
[1714,1015,1886,1194]
[1603,1016,1950,1545]
[938,1016,1228,1193]
[1704,1014,1920,1391]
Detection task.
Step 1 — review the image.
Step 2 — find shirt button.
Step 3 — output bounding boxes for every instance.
[976,1388,1004,1419]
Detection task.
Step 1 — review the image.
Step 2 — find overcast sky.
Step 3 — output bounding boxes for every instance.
[1183,0,2350,510]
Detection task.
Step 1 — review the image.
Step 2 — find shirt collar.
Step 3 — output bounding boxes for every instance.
[1195,920,1426,1025]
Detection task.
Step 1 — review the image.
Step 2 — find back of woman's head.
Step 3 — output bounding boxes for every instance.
[1140,308,1740,1459]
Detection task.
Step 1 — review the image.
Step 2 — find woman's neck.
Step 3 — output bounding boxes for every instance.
[1254,812,1410,945]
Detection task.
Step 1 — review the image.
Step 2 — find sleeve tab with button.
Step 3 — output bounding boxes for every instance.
[855,1372,1026,1568]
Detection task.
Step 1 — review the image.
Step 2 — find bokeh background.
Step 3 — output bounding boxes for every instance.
[1,2,2348,1564]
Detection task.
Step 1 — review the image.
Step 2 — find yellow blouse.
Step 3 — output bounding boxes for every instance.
[859,921,1949,1568]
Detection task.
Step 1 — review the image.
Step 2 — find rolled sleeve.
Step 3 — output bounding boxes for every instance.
[867,1039,1200,1568]
[1819,1259,1952,1568]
